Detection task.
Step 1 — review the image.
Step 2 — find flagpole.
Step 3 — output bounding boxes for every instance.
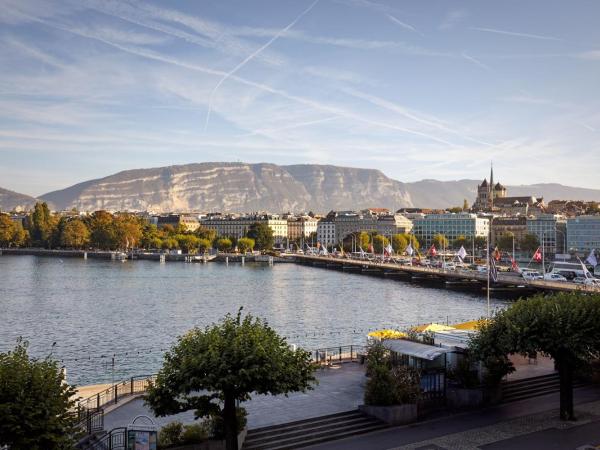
[487,227,490,319]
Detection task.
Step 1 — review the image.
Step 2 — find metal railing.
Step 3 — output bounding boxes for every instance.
[85,427,127,450]
[312,345,366,366]
[77,374,156,416]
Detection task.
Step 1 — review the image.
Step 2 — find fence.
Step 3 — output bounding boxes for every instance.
[77,374,156,415]
[85,427,127,450]
[312,345,366,366]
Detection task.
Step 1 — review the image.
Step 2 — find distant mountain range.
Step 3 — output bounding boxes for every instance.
[1,162,599,212]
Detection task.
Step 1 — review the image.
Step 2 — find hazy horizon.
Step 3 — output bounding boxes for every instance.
[1,0,599,195]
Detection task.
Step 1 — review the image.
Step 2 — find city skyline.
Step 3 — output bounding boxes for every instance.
[1,0,600,196]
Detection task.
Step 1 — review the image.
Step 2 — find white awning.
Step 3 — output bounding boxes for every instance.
[382,339,453,361]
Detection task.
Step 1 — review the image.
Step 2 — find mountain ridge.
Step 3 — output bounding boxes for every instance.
[2,162,599,212]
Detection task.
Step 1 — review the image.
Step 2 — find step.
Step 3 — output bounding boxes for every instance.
[244,417,382,447]
[502,382,586,403]
[247,410,362,436]
[502,379,561,395]
[502,373,558,387]
[243,422,388,450]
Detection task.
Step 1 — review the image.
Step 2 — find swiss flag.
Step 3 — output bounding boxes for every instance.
[533,247,542,263]
[429,244,437,257]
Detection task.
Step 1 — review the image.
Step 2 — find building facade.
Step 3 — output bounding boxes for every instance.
[491,216,528,249]
[413,213,489,247]
[526,214,566,256]
[316,219,336,247]
[473,165,507,210]
[156,214,200,232]
[201,214,288,245]
[287,216,318,241]
[567,215,600,255]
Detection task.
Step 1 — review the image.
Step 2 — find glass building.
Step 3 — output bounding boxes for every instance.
[413,213,489,247]
[567,216,600,255]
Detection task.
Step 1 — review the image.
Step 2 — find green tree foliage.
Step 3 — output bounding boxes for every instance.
[406,234,420,252]
[27,202,57,248]
[195,226,217,242]
[447,207,463,214]
[145,310,316,450]
[216,238,233,252]
[469,293,600,420]
[247,222,274,250]
[176,234,200,254]
[372,235,390,254]
[197,238,212,253]
[60,219,90,249]
[432,233,449,250]
[141,224,161,249]
[520,233,540,253]
[113,214,143,249]
[391,234,408,254]
[358,231,371,250]
[161,238,179,250]
[237,237,255,253]
[495,232,515,252]
[452,235,468,250]
[88,211,117,250]
[0,340,78,449]
[473,236,487,249]
[0,215,28,247]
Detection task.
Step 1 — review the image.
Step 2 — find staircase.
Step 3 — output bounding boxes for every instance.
[501,373,585,403]
[243,410,388,450]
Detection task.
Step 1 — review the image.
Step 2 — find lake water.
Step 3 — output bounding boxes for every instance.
[0,256,509,385]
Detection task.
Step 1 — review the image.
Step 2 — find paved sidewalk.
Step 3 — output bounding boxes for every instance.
[104,362,366,430]
[307,386,600,450]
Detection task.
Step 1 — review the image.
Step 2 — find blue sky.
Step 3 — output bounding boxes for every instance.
[1,0,599,196]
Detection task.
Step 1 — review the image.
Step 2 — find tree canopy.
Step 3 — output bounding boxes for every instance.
[469,292,600,420]
[0,340,79,449]
[372,235,390,254]
[145,310,316,450]
[237,237,255,253]
[247,222,274,251]
[432,234,449,250]
[520,233,540,253]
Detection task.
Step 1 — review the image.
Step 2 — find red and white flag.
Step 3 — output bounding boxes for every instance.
[533,247,542,263]
[429,244,437,257]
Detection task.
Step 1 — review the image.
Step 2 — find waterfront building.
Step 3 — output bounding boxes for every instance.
[286,216,318,241]
[413,213,489,247]
[491,216,528,249]
[567,215,600,255]
[319,209,412,245]
[316,218,336,247]
[156,214,200,232]
[527,214,567,256]
[201,214,288,244]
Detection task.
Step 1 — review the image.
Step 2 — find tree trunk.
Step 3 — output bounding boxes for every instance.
[557,358,575,421]
[224,391,238,450]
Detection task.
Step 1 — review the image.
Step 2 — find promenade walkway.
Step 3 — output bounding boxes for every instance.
[307,386,600,450]
[103,362,366,430]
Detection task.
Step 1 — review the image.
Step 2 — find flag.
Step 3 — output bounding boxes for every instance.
[511,256,520,273]
[429,244,437,257]
[493,246,501,261]
[322,245,328,256]
[578,256,594,279]
[489,255,498,282]
[457,246,467,260]
[406,243,414,256]
[533,247,542,263]
[368,244,374,254]
[384,243,393,256]
[586,250,598,267]
[359,246,366,258]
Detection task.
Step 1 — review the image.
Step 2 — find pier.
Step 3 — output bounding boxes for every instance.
[290,254,600,295]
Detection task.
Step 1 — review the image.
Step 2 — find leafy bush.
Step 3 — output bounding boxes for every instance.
[181,423,209,444]
[392,366,421,403]
[364,364,397,406]
[365,342,390,377]
[158,421,184,448]
[447,356,480,389]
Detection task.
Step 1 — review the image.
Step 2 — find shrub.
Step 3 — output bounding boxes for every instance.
[364,364,397,406]
[181,423,209,444]
[447,356,479,389]
[392,366,421,403]
[158,421,184,447]
[365,342,390,377]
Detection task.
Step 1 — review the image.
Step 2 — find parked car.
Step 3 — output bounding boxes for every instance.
[476,265,488,273]
[543,273,567,282]
[573,276,587,285]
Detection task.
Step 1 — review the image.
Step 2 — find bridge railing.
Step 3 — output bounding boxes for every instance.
[312,345,366,366]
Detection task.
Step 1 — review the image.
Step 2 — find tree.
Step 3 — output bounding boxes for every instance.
[145,310,316,450]
[176,234,200,254]
[432,234,449,250]
[60,219,90,249]
[216,237,233,252]
[0,340,78,449]
[247,222,274,251]
[0,214,16,247]
[141,224,161,249]
[88,211,117,250]
[161,238,179,250]
[195,226,217,242]
[237,237,255,254]
[372,235,389,254]
[520,233,540,253]
[391,234,408,254]
[27,202,57,248]
[113,214,143,250]
[447,207,463,214]
[469,293,600,421]
[452,235,468,250]
[358,231,371,250]
[405,234,420,252]
[197,238,212,253]
[496,232,515,252]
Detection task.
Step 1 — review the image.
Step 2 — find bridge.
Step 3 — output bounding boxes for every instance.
[289,254,600,295]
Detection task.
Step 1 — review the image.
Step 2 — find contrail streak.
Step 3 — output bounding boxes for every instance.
[470,27,562,42]
[204,0,320,131]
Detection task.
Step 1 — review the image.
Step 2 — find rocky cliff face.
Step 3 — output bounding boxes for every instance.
[0,187,38,212]
[40,163,413,212]
[37,162,600,212]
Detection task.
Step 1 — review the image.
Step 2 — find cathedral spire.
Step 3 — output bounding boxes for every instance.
[490,162,494,192]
